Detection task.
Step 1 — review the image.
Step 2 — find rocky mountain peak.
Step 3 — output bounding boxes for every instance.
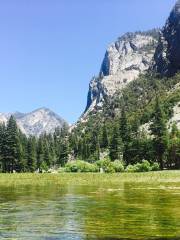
[100,30,159,78]
[0,108,68,137]
[153,0,180,76]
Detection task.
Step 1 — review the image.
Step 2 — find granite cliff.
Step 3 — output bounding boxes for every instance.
[83,30,159,120]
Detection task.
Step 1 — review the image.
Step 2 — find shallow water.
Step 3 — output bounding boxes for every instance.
[0,181,180,240]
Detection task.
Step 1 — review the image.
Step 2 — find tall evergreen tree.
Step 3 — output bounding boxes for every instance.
[168,123,180,169]
[109,125,123,161]
[150,97,168,170]
[4,116,21,172]
[37,138,45,172]
[58,139,69,166]
[27,137,37,172]
[44,141,51,167]
[119,107,131,164]
[101,124,109,149]
[0,124,6,172]
[119,107,130,143]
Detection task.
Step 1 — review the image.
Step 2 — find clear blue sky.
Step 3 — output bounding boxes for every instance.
[0,0,176,123]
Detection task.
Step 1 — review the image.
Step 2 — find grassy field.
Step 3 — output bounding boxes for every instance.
[0,171,179,187]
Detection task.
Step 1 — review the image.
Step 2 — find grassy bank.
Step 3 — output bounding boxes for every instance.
[0,171,179,187]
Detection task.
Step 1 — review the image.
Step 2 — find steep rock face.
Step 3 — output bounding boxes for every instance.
[0,108,68,136]
[153,0,180,76]
[84,30,159,118]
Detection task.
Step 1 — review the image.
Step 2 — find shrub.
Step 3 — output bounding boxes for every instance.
[105,165,116,173]
[125,164,138,173]
[40,162,49,172]
[96,159,109,168]
[96,159,115,173]
[111,160,125,172]
[151,162,160,171]
[65,162,78,172]
[65,161,98,173]
[125,160,152,173]
[135,160,152,172]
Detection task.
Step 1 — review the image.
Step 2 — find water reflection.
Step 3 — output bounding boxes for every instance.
[0,182,179,239]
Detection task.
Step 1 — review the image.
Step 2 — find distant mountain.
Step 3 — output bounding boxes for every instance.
[0,108,68,137]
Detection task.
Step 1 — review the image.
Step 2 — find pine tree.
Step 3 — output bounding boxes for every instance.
[119,107,130,143]
[70,134,79,158]
[4,116,21,172]
[150,97,168,170]
[0,124,6,172]
[37,138,45,172]
[82,138,88,160]
[17,132,28,172]
[168,123,180,169]
[109,125,123,161]
[119,107,131,164]
[101,124,109,149]
[49,139,57,166]
[44,142,51,167]
[16,140,26,172]
[27,137,37,172]
[95,136,100,161]
[77,138,83,159]
[58,139,69,166]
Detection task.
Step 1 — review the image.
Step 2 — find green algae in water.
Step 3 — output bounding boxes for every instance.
[0,178,179,239]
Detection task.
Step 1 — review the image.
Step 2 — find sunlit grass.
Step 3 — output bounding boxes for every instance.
[0,171,179,187]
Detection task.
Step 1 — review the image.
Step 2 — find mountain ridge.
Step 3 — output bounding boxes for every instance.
[0,107,68,137]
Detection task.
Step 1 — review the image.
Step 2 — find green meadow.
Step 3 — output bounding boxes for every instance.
[0,171,179,187]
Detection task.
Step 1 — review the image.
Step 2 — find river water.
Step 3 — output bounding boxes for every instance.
[0,182,180,239]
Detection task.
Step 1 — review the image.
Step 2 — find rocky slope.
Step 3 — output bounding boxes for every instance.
[0,108,68,136]
[153,0,180,76]
[83,30,159,119]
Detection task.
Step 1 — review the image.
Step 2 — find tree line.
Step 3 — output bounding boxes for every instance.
[0,116,69,173]
[70,97,180,170]
[0,97,179,173]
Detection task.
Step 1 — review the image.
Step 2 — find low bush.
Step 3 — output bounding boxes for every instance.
[126,160,152,173]
[65,160,160,173]
[96,159,115,173]
[111,160,125,173]
[65,160,98,173]
[151,162,160,171]
[136,160,152,172]
[40,162,49,172]
[125,164,138,173]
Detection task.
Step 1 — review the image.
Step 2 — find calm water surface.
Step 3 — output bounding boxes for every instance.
[0,181,180,240]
